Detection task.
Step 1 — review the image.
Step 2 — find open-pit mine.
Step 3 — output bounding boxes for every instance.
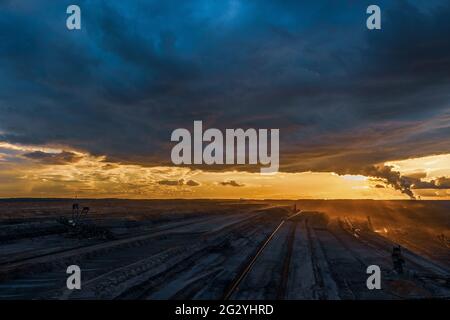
[0,199,448,300]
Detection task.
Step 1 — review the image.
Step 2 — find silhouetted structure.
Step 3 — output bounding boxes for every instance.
[57,203,114,240]
[392,246,405,274]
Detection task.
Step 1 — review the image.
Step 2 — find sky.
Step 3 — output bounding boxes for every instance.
[0,0,450,199]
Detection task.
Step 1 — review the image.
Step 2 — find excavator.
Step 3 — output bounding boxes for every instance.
[57,202,114,240]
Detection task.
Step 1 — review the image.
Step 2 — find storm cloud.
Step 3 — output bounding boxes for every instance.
[22,150,82,165]
[1,0,449,186]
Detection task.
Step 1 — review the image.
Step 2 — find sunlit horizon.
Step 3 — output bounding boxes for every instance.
[1,141,449,200]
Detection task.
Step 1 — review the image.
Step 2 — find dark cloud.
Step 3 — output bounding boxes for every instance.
[364,167,450,199]
[435,177,450,189]
[185,179,200,186]
[375,184,385,189]
[412,177,450,190]
[0,0,449,190]
[22,151,82,165]
[157,179,199,187]
[157,179,184,186]
[362,165,416,199]
[219,180,244,187]
[404,171,428,180]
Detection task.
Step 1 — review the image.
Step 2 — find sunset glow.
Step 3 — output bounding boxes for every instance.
[1,142,449,199]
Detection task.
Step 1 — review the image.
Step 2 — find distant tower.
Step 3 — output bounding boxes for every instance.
[367,216,374,232]
[392,246,405,274]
